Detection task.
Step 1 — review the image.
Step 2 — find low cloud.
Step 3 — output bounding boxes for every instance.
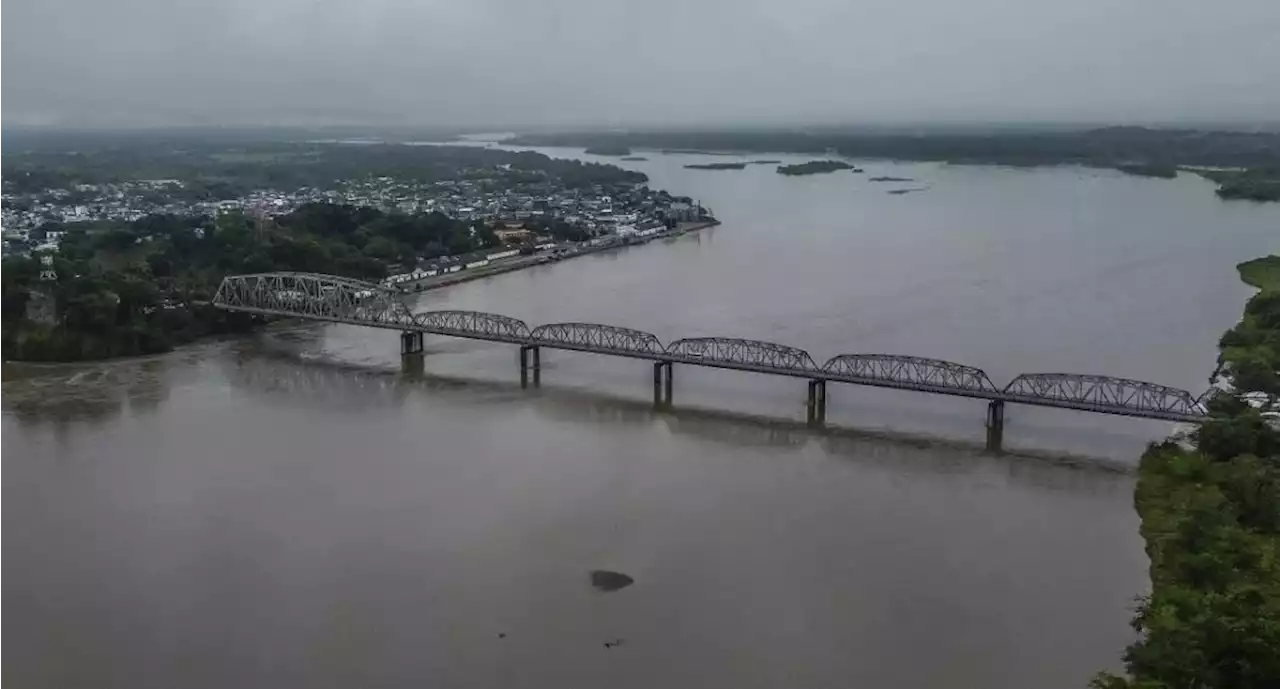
[4,0,1279,127]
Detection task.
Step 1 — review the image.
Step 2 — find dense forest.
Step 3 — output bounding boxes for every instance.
[0,203,533,362]
[1093,256,1280,688]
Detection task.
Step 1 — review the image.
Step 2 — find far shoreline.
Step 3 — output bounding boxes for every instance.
[562,144,1276,201]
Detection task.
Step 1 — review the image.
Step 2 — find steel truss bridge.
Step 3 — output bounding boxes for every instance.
[214,273,1208,451]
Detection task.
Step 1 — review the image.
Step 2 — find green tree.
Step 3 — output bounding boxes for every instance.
[364,235,403,262]
[1095,258,1280,689]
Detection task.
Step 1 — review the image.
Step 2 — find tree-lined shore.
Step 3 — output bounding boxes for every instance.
[1,205,500,361]
[1093,255,1280,688]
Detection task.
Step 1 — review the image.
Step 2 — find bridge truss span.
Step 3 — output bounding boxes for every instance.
[210,272,1210,427]
[1002,373,1204,420]
[822,354,1000,396]
[416,310,530,341]
[666,337,818,373]
[530,322,666,357]
[213,272,418,329]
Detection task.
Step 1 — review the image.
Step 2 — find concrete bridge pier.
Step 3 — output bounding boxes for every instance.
[663,362,673,408]
[400,331,424,375]
[985,400,1005,453]
[652,361,674,409]
[806,379,827,427]
[652,362,662,407]
[400,331,424,355]
[520,345,541,388]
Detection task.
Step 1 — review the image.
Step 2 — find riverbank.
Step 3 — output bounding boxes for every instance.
[1237,255,1280,290]
[395,219,721,292]
[1093,256,1280,688]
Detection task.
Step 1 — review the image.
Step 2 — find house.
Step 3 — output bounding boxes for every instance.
[494,227,532,244]
[486,249,520,262]
[666,202,695,221]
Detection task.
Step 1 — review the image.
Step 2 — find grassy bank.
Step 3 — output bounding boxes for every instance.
[1237,255,1280,291]
[1093,257,1280,688]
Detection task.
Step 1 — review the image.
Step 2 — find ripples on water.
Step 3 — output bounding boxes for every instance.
[2,344,1146,689]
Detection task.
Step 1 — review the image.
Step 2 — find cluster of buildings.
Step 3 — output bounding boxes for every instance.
[376,181,709,289]
[2,179,199,256]
[1,168,709,261]
[327,176,702,234]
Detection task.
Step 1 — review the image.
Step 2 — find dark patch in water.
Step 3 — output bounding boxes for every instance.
[590,570,634,591]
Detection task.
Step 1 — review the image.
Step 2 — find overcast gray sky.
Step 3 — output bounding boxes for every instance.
[3,0,1279,128]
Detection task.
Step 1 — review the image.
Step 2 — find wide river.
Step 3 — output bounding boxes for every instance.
[5,147,1278,688]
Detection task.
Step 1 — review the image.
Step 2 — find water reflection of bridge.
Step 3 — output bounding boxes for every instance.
[215,272,1210,452]
[224,354,410,410]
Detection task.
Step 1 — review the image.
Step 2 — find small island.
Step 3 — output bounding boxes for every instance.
[887,188,928,195]
[776,160,855,176]
[685,162,747,170]
[584,145,632,156]
[748,160,782,165]
[620,156,648,161]
[660,149,741,156]
[1237,255,1280,289]
[868,176,914,182]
